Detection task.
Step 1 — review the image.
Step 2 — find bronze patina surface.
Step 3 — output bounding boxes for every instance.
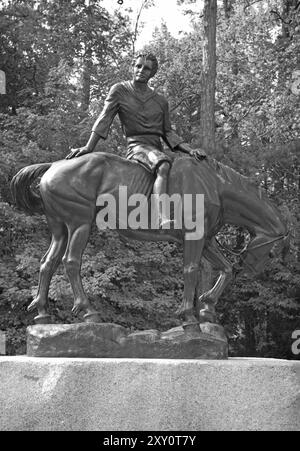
[11,154,288,339]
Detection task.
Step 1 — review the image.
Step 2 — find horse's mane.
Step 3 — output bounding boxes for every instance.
[207,158,267,202]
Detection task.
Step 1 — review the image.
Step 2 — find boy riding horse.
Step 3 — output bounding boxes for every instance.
[66,53,206,228]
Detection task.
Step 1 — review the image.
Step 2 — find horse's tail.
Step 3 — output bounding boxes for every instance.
[10,163,52,215]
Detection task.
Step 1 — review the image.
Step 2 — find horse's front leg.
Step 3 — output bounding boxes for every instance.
[199,238,233,323]
[62,223,99,321]
[177,236,204,337]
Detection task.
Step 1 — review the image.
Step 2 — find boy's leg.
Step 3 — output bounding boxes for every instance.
[152,161,173,228]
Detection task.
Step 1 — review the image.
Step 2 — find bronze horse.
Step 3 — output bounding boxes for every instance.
[11,153,289,334]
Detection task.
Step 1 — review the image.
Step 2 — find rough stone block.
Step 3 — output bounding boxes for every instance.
[0,357,299,431]
[26,322,228,359]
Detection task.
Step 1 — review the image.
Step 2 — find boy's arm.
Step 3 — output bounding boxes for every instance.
[66,84,120,159]
[66,132,101,159]
[162,99,207,160]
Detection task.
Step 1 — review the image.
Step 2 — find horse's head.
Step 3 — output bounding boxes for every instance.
[240,231,290,275]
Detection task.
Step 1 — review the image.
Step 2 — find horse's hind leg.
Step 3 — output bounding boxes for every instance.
[62,223,98,318]
[27,218,67,320]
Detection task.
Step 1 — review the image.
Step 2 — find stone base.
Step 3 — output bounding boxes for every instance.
[26,322,228,359]
[0,357,299,431]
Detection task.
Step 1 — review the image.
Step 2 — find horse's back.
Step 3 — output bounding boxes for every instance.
[38,153,110,221]
[40,153,118,200]
[39,153,221,227]
[39,153,154,221]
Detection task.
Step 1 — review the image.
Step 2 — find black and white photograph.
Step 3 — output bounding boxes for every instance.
[0,0,299,433]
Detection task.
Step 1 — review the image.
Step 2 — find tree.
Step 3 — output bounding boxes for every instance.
[0,0,133,114]
[131,0,155,56]
[200,0,217,153]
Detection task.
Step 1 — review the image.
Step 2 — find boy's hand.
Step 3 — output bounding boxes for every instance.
[190,148,207,161]
[65,146,91,159]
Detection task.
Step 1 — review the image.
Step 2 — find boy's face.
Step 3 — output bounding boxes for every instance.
[133,57,153,84]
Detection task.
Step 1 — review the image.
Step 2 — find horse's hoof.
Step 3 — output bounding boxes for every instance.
[199,309,216,323]
[27,300,39,312]
[182,321,201,338]
[71,304,82,316]
[83,312,100,323]
[34,314,52,325]
[198,294,213,305]
[175,306,184,318]
[175,306,195,321]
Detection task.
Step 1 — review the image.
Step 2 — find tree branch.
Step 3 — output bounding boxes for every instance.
[244,0,265,11]
[132,0,150,56]
[270,9,292,25]
[170,94,195,112]
[226,93,266,139]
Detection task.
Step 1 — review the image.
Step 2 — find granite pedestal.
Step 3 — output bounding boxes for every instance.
[0,356,299,431]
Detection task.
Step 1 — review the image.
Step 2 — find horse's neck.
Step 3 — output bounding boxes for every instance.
[222,179,286,237]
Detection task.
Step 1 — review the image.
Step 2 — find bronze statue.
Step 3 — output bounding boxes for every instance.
[10,53,289,335]
[11,154,289,334]
[66,53,206,228]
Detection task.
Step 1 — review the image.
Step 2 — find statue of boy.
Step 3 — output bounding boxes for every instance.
[66,53,206,228]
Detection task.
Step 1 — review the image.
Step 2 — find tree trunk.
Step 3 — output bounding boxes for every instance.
[244,309,257,356]
[223,0,239,140]
[281,0,299,39]
[81,0,95,112]
[200,0,217,153]
[275,0,299,84]
[81,47,92,112]
[199,0,217,302]
[297,164,300,263]
[223,0,235,19]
